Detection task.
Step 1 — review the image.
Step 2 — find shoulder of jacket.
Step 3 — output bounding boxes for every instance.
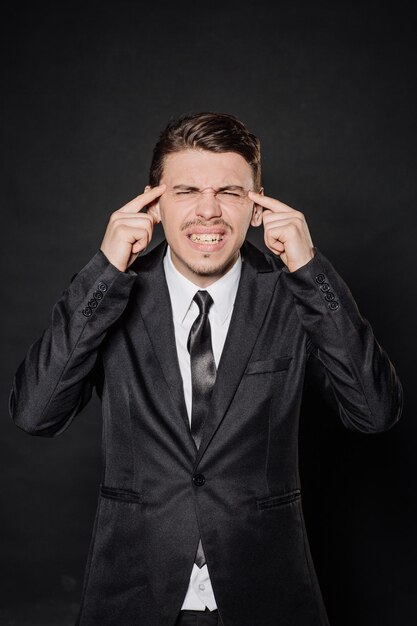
[241,239,285,273]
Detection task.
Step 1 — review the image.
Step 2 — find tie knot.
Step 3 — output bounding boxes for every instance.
[193,290,213,316]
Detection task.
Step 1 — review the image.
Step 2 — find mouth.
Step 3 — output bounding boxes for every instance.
[189,233,224,243]
[185,228,227,251]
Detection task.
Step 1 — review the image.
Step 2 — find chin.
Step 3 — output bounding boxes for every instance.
[185,256,236,278]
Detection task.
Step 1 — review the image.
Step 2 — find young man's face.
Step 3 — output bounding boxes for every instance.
[148,149,263,287]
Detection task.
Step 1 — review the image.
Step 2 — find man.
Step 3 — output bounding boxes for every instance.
[9,112,403,626]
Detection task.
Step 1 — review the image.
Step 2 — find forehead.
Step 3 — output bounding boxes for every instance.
[160,149,253,186]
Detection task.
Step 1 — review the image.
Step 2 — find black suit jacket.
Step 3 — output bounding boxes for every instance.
[9,240,403,626]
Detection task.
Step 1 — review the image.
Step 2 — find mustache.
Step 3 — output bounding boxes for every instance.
[180,218,233,232]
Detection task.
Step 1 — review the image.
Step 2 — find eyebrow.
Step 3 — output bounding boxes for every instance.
[217,185,246,192]
[172,185,200,191]
[172,184,246,191]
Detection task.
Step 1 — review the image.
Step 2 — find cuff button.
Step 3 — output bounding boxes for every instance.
[88,299,98,308]
[320,282,330,292]
[93,290,103,300]
[325,292,335,301]
[82,307,93,317]
[315,274,326,284]
[97,281,108,292]
[328,301,339,311]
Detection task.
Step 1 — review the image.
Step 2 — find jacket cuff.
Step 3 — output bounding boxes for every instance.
[281,247,349,316]
[65,249,137,320]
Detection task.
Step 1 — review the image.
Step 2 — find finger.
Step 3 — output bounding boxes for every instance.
[262,211,305,227]
[131,240,147,254]
[110,213,155,229]
[118,184,166,214]
[264,221,307,245]
[118,217,154,243]
[248,191,296,214]
[127,227,152,248]
[266,238,285,253]
[109,214,156,240]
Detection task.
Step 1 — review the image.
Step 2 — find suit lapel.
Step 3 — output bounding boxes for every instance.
[131,242,195,448]
[194,241,282,467]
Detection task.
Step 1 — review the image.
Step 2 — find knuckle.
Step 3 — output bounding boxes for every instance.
[144,213,154,225]
[116,224,128,236]
[137,226,149,238]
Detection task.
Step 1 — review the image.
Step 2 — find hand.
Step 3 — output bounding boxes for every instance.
[248,191,314,272]
[100,184,166,272]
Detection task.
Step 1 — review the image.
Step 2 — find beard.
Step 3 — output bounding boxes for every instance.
[182,253,239,278]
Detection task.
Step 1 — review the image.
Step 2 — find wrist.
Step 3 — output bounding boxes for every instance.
[99,247,127,273]
[288,248,315,273]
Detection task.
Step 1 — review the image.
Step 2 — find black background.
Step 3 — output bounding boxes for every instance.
[1,1,416,624]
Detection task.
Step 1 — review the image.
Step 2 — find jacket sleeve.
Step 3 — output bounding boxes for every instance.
[282,249,403,433]
[9,250,137,437]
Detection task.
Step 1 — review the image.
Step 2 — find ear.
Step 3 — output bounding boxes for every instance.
[144,185,161,223]
[250,187,264,227]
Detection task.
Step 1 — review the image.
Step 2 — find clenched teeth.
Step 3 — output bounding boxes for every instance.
[189,233,223,243]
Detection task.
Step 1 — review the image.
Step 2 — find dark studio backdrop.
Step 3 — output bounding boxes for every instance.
[1,1,416,624]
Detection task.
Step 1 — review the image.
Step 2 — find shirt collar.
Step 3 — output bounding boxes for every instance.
[163,246,242,326]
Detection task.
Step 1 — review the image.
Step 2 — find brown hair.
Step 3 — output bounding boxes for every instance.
[148,112,261,189]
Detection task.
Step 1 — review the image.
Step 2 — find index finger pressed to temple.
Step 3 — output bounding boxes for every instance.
[119,184,166,213]
[248,191,294,213]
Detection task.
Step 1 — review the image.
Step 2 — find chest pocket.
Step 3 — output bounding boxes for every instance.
[245,356,292,375]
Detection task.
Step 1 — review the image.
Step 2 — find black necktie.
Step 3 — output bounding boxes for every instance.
[188,290,216,449]
[188,290,216,567]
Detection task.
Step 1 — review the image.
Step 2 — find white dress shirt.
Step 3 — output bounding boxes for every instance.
[163,246,242,611]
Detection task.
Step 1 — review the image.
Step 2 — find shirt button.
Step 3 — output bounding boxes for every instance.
[199,583,206,591]
[192,474,206,487]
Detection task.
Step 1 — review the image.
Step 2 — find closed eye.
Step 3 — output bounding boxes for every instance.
[218,191,243,198]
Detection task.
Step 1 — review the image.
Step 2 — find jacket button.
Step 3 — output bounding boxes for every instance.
[315,273,326,284]
[193,474,206,487]
[82,307,92,317]
[324,292,335,301]
[328,301,339,311]
[320,282,330,292]
[93,290,103,300]
[97,281,108,292]
[88,299,98,308]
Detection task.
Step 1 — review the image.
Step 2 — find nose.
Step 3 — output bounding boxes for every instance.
[194,189,222,220]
